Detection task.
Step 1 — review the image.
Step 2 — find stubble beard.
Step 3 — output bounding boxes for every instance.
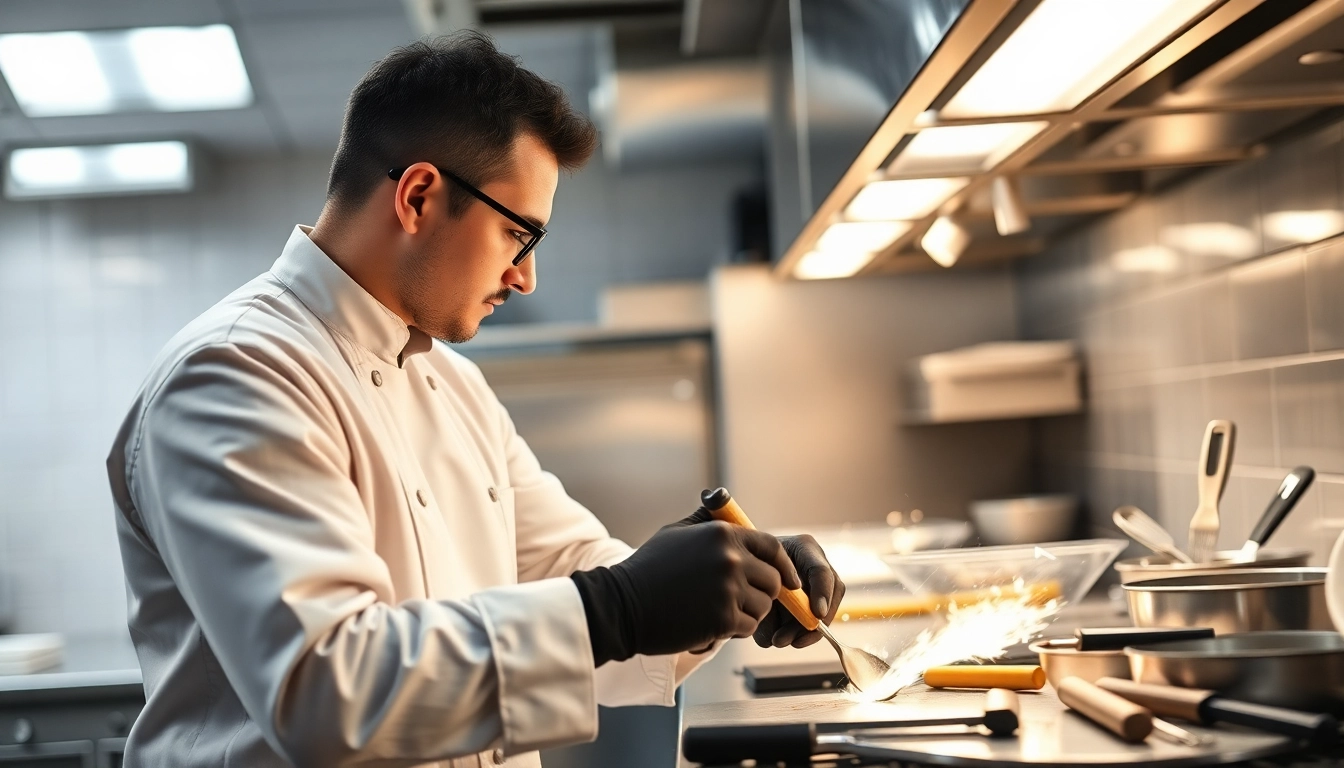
[396,246,478,344]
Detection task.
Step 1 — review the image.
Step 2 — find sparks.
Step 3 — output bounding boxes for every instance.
[848,587,1061,702]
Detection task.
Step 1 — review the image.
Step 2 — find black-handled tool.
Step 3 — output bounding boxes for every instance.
[1239,466,1315,561]
[1097,677,1339,747]
[682,688,1020,764]
[1038,627,1215,652]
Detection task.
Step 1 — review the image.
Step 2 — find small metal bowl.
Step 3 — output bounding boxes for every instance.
[1123,567,1331,634]
[1029,639,1130,688]
[1113,549,1311,584]
[1127,631,1344,714]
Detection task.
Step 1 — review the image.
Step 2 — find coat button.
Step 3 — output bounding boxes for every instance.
[492,748,505,765]
[427,376,437,390]
[416,490,428,507]
[488,487,499,502]
[371,370,383,387]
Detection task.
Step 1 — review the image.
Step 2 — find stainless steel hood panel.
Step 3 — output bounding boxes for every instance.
[769,0,1344,276]
[764,0,970,261]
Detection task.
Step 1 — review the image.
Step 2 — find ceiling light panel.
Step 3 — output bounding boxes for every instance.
[845,177,970,222]
[0,33,112,116]
[890,122,1048,176]
[6,142,193,200]
[941,0,1218,119]
[0,25,252,117]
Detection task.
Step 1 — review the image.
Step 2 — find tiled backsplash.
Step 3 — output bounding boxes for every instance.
[1018,117,1344,565]
[0,153,756,635]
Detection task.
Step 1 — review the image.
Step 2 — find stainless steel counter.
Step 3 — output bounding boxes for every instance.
[0,633,141,705]
[680,686,1292,767]
[677,600,1300,767]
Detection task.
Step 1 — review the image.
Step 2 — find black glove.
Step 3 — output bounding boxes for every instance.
[571,508,802,666]
[752,534,845,649]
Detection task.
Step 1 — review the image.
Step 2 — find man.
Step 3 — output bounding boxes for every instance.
[107,32,844,767]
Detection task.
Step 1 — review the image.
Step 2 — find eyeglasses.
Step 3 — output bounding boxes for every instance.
[388,166,546,266]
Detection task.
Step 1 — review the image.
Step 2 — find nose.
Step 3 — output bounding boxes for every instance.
[506,255,536,295]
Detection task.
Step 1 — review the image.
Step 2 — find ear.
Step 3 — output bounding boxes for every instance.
[392,162,441,235]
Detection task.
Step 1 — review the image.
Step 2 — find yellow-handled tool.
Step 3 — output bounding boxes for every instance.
[924,665,1046,691]
[700,488,891,692]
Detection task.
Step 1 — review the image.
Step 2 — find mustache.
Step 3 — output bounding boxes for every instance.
[488,289,512,305]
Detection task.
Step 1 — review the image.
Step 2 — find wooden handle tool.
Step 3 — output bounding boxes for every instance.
[1058,676,1153,743]
[700,488,818,629]
[1097,677,1339,746]
[700,488,892,693]
[924,665,1046,691]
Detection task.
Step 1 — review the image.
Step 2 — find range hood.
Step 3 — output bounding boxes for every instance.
[771,0,1344,278]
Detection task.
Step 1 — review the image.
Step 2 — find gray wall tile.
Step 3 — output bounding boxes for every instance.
[1205,370,1276,467]
[1197,275,1236,364]
[1171,160,1263,274]
[1230,251,1310,360]
[1306,237,1344,352]
[1152,379,1208,461]
[1260,122,1344,254]
[1274,359,1344,474]
[1019,114,1344,540]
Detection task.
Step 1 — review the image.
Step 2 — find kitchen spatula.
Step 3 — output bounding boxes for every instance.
[1188,420,1235,563]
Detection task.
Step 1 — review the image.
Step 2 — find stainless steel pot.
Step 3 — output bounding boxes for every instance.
[1126,631,1344,714]
[1113,549,1311,584]
[1123,567,1331,634]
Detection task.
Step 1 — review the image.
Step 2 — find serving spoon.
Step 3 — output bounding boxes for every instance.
[701,487,891,693]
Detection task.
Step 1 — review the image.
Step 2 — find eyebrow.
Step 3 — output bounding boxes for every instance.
[519,214,547,230]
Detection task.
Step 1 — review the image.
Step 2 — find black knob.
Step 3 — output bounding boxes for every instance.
[12,718,33,744]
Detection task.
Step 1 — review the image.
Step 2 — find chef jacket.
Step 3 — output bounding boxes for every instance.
[106,225,715,767]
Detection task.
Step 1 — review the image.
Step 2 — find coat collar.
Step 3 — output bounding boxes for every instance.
[271,225,433,368]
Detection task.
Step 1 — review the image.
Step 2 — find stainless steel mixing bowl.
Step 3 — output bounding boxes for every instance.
[1123,567,1331,634]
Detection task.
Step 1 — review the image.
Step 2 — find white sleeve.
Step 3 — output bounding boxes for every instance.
[129,342,600,766]
[486,377,723,706]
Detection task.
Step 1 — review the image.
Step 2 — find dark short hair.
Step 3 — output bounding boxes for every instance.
[326,31,597,214]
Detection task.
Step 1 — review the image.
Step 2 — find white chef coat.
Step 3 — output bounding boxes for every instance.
[106,225,715,768]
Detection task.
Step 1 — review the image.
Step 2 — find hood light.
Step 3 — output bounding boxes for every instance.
[990,177,1030,236]
[845,177,970,222]
[941,0,1218,118]
[1299,50,1344,66]
[816,221,911,254]
[890,122,1047,176]
[921,216,971,268]
[794,250,876,280]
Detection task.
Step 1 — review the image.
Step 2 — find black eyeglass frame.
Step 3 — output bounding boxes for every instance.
[388,166,546,266]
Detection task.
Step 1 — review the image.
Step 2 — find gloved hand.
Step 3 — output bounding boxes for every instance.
[752,534,845,649]
[570,508,801,666]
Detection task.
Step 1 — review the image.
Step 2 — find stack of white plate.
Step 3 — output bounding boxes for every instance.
[0,633,64,675]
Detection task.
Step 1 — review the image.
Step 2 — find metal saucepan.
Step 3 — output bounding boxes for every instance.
[1124,567,1331,634]
[1030,642,1130,688]
[1127,631,1344,714]
[1113,548,1311,584]
[1029,627,1215,688]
